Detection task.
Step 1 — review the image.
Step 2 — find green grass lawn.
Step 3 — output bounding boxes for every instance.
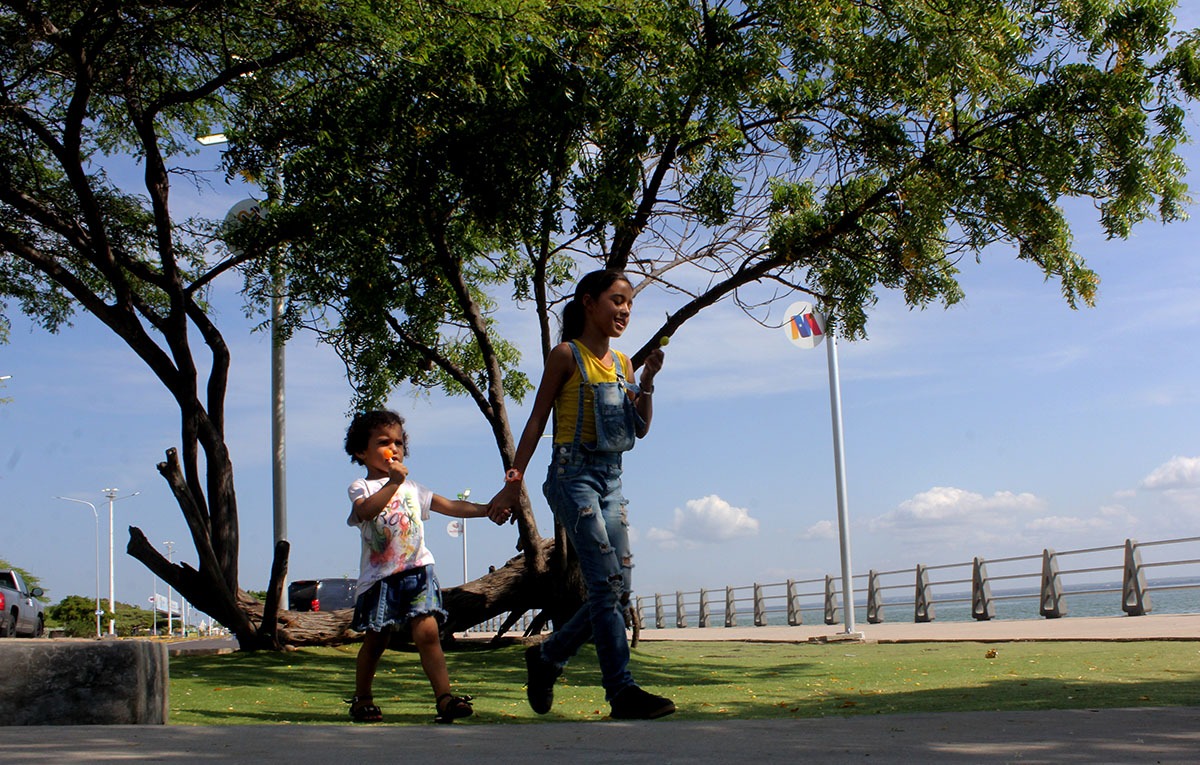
[168,639,1200,726]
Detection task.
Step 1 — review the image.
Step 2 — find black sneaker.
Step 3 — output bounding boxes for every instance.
[609,685,676,720]
[525,645,562,714]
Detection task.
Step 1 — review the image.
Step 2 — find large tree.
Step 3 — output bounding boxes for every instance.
[229,0,1200,635]
[0,0,422,649]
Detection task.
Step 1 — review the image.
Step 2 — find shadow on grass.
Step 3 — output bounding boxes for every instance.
[168,640,1200,725]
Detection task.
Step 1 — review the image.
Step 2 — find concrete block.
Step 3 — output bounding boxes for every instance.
[0,640,168,725]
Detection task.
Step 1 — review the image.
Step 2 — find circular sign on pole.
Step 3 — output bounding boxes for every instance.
[222,198,264,256]
[783,301,826,349]
[447,520,462,538]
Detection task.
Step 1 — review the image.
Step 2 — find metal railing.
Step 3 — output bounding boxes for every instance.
[463,536,1200,635]
[634,536,1200,630]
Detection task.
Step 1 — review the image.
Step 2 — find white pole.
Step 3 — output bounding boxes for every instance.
[271,160,288,579]
[164,541,175,637]
[458,490,471,584]
[199,133,288,589]
[106,490,114,635]
[93,510,101,638]
[102,488,140,636]
[825,332,858,635]
[271,245,287,553]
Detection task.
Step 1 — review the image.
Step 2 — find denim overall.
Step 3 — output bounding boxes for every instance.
[539,342,642,699]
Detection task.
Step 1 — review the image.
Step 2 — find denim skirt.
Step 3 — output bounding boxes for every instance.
[351,564,447,633]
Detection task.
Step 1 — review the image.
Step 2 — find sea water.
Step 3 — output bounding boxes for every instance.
[749,579,1200,627]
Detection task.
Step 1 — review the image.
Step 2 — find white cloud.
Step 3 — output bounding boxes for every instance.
[1139,456,1200,491]
[646,494,760,549]
[865,487,1153,562]
[799,519,835,540]
[869,486,1045,532]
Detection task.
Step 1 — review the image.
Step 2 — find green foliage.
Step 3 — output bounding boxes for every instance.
[45,595,101,637]
[112,601,158,637]
[44,595,157,637]
[240,0,1200,434]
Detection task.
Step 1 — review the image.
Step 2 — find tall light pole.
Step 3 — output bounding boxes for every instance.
[52,496,102,638]
[102,488,140,636]
[199,132,288,567]
[457,490,470,584]
[784,302,861,638]
[151,571,158,636]
[163,541,175,637]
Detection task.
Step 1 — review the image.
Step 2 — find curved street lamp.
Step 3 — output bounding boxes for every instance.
[52,496,102,638]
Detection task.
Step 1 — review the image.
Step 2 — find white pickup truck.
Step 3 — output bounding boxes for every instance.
[0,569,45,637]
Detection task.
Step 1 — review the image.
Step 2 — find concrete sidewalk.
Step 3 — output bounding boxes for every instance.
[5,708,1200,763]
[8,615,1199,763]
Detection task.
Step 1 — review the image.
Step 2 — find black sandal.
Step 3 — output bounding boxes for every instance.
[434,693,474,724]
[347,695,383,723]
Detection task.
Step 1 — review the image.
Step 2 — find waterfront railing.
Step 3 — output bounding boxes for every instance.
[465,535,1199,635]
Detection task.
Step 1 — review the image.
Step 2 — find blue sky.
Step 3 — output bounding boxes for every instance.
[4,31,1200,618]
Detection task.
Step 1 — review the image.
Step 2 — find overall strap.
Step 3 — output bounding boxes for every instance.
[568,341,588,446]
[612,351,627,383]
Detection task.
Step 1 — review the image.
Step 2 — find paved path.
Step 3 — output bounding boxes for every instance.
[5,707,1200,764]
[5,615,1198,763]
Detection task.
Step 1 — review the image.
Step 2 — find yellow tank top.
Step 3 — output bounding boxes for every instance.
[554,341,632,444]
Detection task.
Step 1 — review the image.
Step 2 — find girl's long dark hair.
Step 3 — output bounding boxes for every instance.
[560,269,631,343]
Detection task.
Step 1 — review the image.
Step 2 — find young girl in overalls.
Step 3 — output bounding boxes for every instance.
[488,269,674,719]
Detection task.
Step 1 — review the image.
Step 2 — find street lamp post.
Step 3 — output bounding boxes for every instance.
[457,490,470,584]
[52,496,102,638]
[164,541,175,637]
[198,132,288,569]
[102,488,140,636]
[152,573,158,636]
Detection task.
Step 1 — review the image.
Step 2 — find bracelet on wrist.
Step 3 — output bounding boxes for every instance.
[639,382,654,395]
[505,468,523,483]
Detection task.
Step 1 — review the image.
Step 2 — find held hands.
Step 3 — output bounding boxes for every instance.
[486,482,522,525]
[485,500,512,525]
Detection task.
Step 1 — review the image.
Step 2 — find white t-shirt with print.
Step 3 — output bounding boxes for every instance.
[347,477,435,598]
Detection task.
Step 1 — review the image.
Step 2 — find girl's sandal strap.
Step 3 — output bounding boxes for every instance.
[347,695,383,723]
[434,693,474,724]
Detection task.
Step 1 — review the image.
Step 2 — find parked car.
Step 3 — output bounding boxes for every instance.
[288,577,357,612]
[0,569,45,637]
